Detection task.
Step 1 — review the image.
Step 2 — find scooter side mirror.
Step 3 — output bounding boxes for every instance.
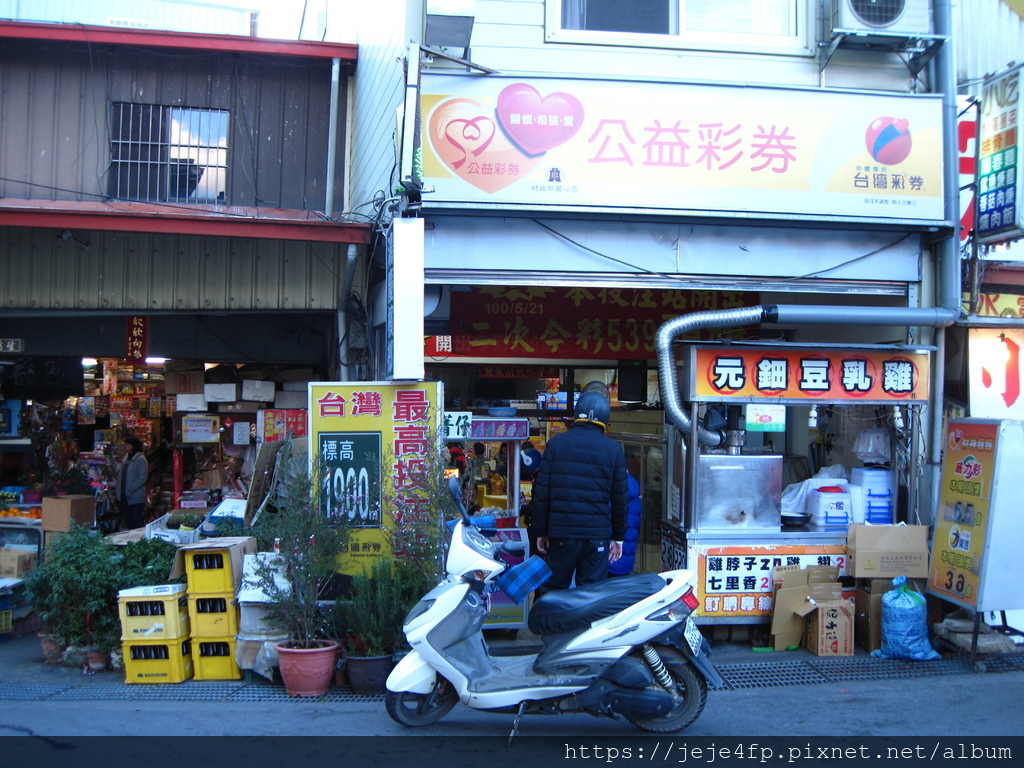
[447,475,472,524]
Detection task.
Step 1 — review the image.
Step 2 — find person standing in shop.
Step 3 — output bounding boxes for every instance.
[531,387,628,592]
[116,437,148,530]
[608,471,642,577]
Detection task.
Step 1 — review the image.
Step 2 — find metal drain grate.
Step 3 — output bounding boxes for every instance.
[223,685,384,703]
[716,661,826,689]
[50,684,138,700]
[809,656,973,682]
[0,683,72,700]
[968,653,1024,674]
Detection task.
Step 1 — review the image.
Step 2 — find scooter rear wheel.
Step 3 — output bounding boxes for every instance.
[385,677,458,727]
[626,648,708,733]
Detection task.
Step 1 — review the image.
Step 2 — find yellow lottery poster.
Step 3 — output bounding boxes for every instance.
[928,420,998,609]
[308,381,443,576]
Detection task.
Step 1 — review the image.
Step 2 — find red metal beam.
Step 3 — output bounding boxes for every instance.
[0,19,357,62]
[0,202,372,244]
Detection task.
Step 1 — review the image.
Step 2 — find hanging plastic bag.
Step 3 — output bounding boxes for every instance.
[854,427,892,465]
[871,575,940,661]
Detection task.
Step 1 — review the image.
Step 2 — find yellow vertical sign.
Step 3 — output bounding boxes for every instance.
[308,381,442,576]
[928,420,998,609]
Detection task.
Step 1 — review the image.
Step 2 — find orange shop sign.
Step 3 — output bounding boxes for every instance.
[688,346,930,404]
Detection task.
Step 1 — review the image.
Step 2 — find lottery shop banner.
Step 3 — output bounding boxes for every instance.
[693,544,848,619]
[308,381,443,576]
[928,419,998,610]
[420,74,944,221]
[429,286,758,360]
[688,345,931,404]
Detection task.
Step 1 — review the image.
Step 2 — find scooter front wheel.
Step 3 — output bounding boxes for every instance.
[385,677,458,727]
[626,647,708,734]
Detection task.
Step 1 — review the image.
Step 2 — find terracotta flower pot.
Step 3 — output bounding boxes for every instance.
[39,633,62,664]
[276,641,339,697]
[85,650,109,673]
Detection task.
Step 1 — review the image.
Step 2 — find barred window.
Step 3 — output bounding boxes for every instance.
[549,0,805,54]
[108,103,229,204]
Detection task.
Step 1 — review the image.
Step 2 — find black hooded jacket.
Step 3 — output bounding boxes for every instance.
[530,421,629,541]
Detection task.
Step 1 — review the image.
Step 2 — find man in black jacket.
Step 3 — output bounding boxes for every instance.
[531,388,629,592]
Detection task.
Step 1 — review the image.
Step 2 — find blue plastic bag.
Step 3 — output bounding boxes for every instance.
[871,575,940,661]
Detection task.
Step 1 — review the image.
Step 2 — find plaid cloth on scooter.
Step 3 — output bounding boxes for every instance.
[497,556,552,604]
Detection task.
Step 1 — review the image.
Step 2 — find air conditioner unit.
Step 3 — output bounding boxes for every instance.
[831,0,932,36]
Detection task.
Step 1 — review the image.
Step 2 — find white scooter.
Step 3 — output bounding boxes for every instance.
[385,477,723,740]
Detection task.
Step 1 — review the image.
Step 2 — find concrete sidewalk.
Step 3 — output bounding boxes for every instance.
[3,625,1023,703]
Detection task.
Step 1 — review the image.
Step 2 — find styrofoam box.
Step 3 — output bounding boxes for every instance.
[281,380,311,391]
[175,394,209,412]
[204,383,240,402]
[241,379,276,402]
[273,391,306,409]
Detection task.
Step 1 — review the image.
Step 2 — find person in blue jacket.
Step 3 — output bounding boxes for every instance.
[608,472,641,577]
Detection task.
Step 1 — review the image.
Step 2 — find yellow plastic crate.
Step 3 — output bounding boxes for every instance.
[123,638,193,684]
[187,594,239,637]
[193,636,241,680]
[118,588,190,641]
[184,549,235,594]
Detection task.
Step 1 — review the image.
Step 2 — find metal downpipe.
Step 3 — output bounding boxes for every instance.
[657,305,959,448]
[655,306,769,447]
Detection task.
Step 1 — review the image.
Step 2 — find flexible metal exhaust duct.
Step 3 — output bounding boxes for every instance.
[655,305,960,447]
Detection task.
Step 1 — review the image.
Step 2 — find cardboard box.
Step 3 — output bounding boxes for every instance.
[41,495,95,532]
[273,391,306,409]
[44,530,64,549]
[163,371,205,395]
[0,547,35,577]
[204,383,240,402]
[770,565,842,651]
[847,524,930,579]
[281,380,312,391]
[241,379,276,402]
[799,598,855,656]
[175,394,209,412]
[855,580,887,653]
[170,537,257,594]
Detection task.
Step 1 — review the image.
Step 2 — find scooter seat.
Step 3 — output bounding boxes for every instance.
[528,573,666,636]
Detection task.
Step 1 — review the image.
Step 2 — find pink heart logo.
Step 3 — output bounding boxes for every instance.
[428,97,540,193]
[496,83,584,156]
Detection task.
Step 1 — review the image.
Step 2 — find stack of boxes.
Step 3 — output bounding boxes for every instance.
[119,584,194,683]
[847,523,931,652]
[176,538,256,681]
[117,537,256,683]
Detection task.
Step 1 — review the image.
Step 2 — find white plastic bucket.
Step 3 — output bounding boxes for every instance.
[808,487,851,525]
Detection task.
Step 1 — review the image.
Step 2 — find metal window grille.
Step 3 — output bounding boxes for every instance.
[109,103,229,204]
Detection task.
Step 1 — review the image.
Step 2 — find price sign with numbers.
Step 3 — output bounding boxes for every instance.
[308,381,443,576]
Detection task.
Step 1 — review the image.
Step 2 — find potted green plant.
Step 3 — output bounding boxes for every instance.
[167,512,204,531]
[337,557,428,694]
[24,526,180,668]
[245,440,351,697]
[24,524,126,664]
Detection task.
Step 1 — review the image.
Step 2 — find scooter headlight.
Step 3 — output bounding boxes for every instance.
[404,599,435,625]
[646,588,699,622]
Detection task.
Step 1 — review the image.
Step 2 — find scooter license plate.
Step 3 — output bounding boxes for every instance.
[683,618,702,655]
